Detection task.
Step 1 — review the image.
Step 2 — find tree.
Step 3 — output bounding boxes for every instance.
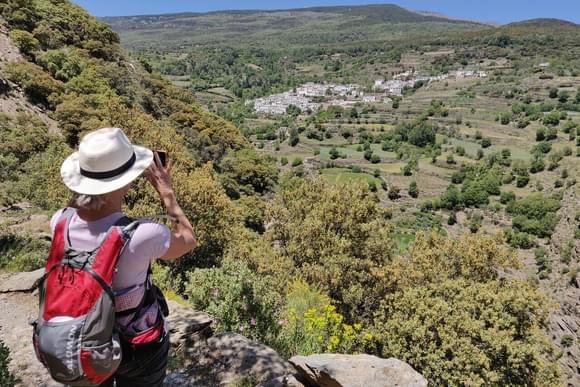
[558,90,569,103]
[408,181,419,198]
[543,111,560,126]
[388,186,401,200]
[468,212,482,233]
[407,120,436,147]
[536,127,546,141]
[218,149,278,196]
[529,155,545,174]
[480,138,492,148]
[288,128,299,147]
[329,147,340,160]
[447,212,457,225]
[500,113,511,125]
[286,104,301,117]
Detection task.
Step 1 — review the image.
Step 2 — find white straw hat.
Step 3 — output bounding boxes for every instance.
[61,127,154,195]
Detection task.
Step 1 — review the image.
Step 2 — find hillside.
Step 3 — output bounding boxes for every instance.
[1,1,579,386]
[101,4,486,51]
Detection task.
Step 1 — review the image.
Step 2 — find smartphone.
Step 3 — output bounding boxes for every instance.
[156,150,167,167]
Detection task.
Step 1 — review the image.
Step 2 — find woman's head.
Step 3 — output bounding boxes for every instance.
[60,128,153,196]
[68,183,132,211]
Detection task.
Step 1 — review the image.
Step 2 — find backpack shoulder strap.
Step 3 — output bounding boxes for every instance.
[46,208,75,270]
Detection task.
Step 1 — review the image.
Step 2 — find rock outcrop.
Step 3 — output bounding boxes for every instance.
[0,268,44,293]
[289,354,428,387]
[0,270,428,387]
[546,189,580,386]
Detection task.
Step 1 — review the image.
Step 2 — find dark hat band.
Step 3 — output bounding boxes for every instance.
[80,152,136,180]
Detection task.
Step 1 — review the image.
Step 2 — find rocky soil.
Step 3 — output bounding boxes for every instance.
[545,189,580,385]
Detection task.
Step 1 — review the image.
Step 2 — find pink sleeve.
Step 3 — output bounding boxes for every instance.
[49,209,65,234]
[126,221,171,260]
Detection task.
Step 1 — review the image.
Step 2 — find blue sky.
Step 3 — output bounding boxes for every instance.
[72,0,580,24]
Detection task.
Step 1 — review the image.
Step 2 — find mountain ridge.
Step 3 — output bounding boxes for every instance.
[101,3,479,24]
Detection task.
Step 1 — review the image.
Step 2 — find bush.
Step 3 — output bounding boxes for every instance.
[370,154,381,164]
[447,212,457,225]
[10,29,39,57]
[561,335,574,348]
[0,340,16,387]
[500,191,516,205]
[280,157,288,166]
[516,175,530,188]
[266,177,394,320]
[505,230,536,249]
[291,158,303,167]
[388,186,401,200]
[468,212,482,233]
[184,258,282,342]
[543,111,560,126]
[480,138,492,148]
[408,181,419,198]
[275,281,370,357]
[5,60,64,107]
[373,279,559,386]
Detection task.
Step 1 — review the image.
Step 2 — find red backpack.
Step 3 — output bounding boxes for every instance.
[32,209,139,386]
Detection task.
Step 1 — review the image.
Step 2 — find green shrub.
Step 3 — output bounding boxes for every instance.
[505,230,536,249]
[10,29,39,56]
[373,279,560,386]
[516,175,529,188]
[0,231,48,272]
[184,258,282,342]
[560,335,574,348]
[0,340,17,387]
[5,60,64,107]
[408,181,419,198]
[291,158,303,167]
[480,138,492,148]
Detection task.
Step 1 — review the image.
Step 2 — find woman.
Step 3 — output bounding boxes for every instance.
[53,127,197,386]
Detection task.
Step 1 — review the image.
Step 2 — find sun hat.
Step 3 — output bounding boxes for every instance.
[61,127,154,195]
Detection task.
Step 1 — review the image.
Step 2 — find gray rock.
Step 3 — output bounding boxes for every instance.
[259,374,305,387]
[206,333,293,383]
[289,354,428,387]
[0,268,44,293]
[166,299,213,346]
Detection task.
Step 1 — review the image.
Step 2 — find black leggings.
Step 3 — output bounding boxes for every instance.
[99,331,170,387]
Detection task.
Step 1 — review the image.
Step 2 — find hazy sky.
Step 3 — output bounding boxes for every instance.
[72,0,580,24]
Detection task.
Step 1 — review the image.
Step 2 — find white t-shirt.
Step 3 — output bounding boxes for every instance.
[49,209,171,292]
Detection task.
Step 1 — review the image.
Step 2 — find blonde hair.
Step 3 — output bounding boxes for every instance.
[69,193,109,211]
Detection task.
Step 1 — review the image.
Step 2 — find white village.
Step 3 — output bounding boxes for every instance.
[249,69,487,115]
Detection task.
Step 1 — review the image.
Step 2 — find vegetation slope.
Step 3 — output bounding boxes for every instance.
[0,1,575,385]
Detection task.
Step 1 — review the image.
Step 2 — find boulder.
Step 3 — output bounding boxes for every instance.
[0,268,44,293]
[205,333,294,383]
[166,299,213,346]
[289,354,428,387]
[259,374,305,387]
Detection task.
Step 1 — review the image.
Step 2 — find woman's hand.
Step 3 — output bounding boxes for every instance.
[145,151,173,198]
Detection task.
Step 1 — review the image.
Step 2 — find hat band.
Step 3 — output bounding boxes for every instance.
[80,152,136,180]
